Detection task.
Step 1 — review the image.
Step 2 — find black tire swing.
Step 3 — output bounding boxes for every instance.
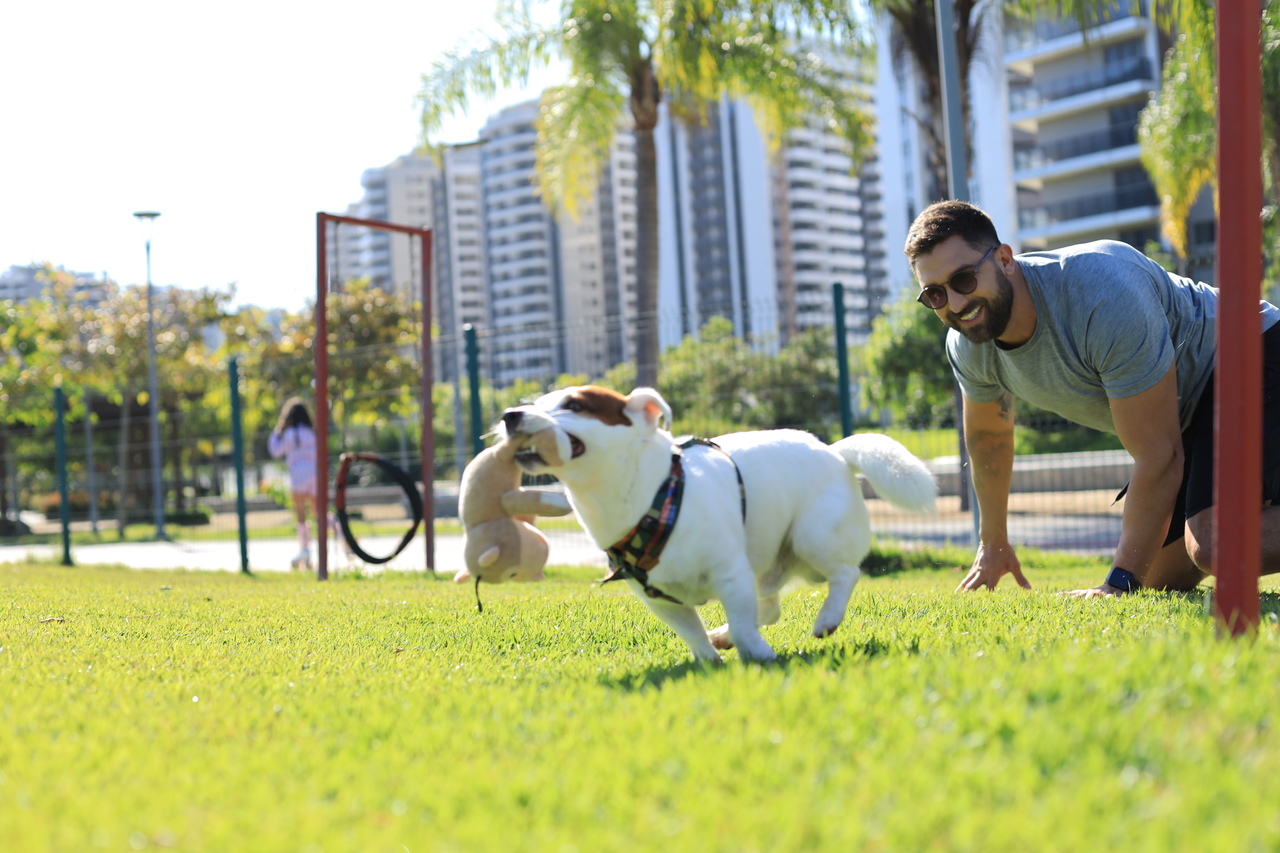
[333,452,424,565]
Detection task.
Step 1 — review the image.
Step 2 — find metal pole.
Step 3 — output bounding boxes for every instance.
[316,213,330,581]
[419,231,436,576]
[83,394,98,535]
[6,440,17,533]
[134,211,168,541]
[832,283,853,438]
[145,263,165,541]
[55,387,73,566]
[1214,0,1262,635]
[935,0,970,202]
[229,357,251,574]
[935,0,979,545]
[465,324,484,457]
[452,340,467,480]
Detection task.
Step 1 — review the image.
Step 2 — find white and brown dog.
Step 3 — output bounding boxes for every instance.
[499,385,936,663]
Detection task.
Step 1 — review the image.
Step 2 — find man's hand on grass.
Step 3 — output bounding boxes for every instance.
[956,539,1032,592]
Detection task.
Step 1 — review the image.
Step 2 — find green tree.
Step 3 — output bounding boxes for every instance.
[659,316,764,434]
[325,280,424,436]
[219,281,424,443]
[857,287,953,428]
[1138,4,1279,268]
[0,269,242,526]
[0,266,95,427]
[756,326,841,434]
[598,316,842,436]
[0,267,94,527]
[213,303,296,443]
[153,285,231,511]
[419,0,873,389]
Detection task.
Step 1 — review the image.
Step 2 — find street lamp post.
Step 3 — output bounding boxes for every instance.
[132,210,166,540]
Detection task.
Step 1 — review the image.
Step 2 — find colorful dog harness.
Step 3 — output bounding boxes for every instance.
[602,438,746,605]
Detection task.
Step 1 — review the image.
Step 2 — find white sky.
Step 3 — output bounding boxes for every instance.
[1,0,564,312]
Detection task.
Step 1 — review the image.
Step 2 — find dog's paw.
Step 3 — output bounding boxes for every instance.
[708,624,735,650]
[812,622,841,639]
[737,646,778,663]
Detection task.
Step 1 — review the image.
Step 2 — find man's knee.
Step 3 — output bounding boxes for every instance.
[1186,511,1213,572]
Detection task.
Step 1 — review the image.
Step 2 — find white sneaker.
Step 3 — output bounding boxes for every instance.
[290,548,311,570]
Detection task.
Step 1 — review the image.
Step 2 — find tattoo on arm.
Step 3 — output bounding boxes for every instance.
[998,392,1013,421]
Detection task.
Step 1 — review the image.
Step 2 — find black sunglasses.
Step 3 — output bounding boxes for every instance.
[915,244,999,309]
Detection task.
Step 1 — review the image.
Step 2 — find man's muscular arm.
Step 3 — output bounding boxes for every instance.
[957,391,1031,591]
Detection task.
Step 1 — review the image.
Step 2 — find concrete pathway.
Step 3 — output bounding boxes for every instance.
[0,529,607,575]
[0,503,1119,576]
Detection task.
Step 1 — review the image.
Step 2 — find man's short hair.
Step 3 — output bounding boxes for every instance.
[904,200,1002,264]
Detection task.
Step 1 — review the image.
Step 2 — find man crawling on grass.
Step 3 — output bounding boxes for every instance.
[905,200,1280,597]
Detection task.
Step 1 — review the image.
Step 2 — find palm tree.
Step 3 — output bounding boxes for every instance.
[418,0,873,388]
[867,0,985,200]
[1139,3,1279,266]
[863,0,1211,202]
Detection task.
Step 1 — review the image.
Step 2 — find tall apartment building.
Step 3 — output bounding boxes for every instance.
[874,6,1197,295]
[333,152,438,298]
[773,116,888,348]
[657,91,889,353]
[433,142,487,381]
[430,102,639,386]
[556,133,639,374]
[476,102,562,385]
[657,100,777,350]
[1005,7,1171,259]
[875,12,1016,293]
[329,202,363,293]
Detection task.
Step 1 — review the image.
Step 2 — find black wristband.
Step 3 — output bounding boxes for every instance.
[1104,567,1141,593]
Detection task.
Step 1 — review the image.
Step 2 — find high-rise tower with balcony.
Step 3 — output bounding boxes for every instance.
[477,102,562,385]
[875,6,1203,293]
[333,152,438,298]
[659,100,777,346]
[1005,8,1170,256]
[773,115,888,348]
[657,91,889,352]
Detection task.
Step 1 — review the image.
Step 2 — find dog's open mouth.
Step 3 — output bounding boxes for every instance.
[511,434,585,469]
[513,447,546,468]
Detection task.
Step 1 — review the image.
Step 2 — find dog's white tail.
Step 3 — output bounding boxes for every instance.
[831,433,937,514]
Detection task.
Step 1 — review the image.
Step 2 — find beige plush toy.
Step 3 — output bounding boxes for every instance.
[455,429,573,587]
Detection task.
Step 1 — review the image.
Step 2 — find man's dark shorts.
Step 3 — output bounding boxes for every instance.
[1154,321,1280,545]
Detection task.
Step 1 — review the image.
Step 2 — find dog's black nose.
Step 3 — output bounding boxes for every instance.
[502,410,524,431]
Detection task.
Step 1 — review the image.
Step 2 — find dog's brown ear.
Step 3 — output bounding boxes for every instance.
[625,388,672,430]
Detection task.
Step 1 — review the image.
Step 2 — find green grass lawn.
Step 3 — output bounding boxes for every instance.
[3,558,1279,852]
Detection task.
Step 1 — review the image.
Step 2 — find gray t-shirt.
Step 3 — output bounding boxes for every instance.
[947,240,1280,434]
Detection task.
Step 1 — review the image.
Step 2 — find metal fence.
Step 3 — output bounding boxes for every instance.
[1,304,1132,570]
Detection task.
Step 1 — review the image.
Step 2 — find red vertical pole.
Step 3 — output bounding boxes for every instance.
[315,213,331,581]
[1213,0,1262,635]
[420,231,436,575]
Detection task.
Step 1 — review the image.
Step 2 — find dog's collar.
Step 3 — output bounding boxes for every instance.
[602,438,746,606]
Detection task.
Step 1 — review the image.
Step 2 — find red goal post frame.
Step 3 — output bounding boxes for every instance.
[1214,1,1262,635]
[315,212,435,581]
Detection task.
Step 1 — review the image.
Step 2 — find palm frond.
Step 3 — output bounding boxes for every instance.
[417,4,562,151]
[561,0,651,80]
[1137,23,1216,258]
[742,44,875,163]
[534,77,627,218]
[652,4,874,164]
[1004,0,1212,35]
[654,0,864,100]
